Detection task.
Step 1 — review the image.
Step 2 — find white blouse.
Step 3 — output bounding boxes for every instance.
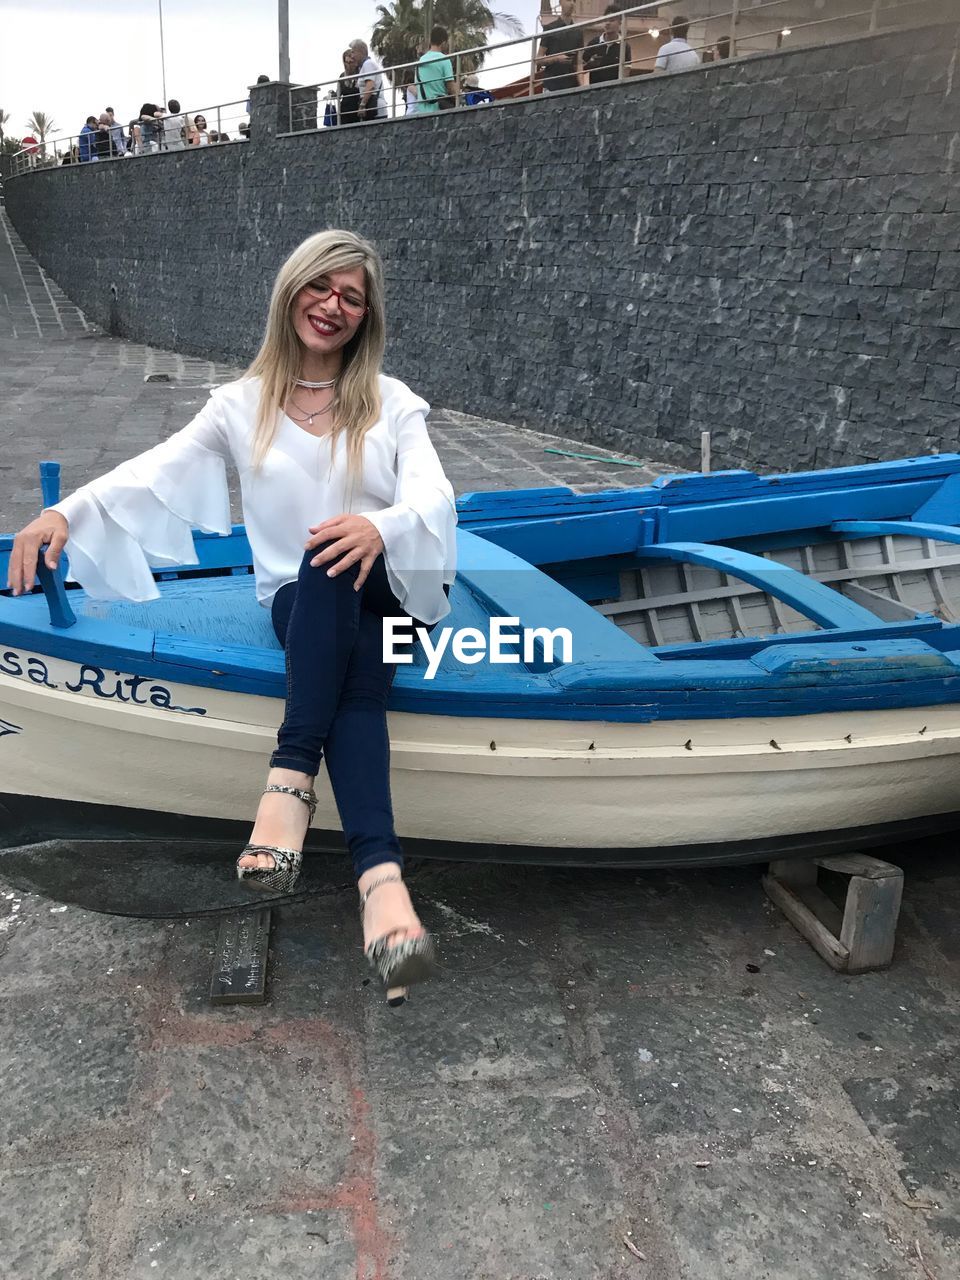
[52,373,458,626]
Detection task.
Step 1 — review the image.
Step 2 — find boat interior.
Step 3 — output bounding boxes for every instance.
[556,530,960,650]
[458,457,960,663]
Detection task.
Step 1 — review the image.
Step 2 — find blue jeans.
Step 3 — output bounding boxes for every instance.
[270,544,434,880]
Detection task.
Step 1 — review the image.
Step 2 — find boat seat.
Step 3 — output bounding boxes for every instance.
[639,542,880,630]
[76,575,283,649]
[832,519,960,547]
[73,573,485,667]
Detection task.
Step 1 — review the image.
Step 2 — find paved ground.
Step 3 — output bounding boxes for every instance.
[0,213,665,532]
[0,210,958,1280]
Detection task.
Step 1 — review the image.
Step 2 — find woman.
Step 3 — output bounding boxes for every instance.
[8,230,457,1004]
[337,49,360,126]
[188,114,210,145]
[402,77,420,116]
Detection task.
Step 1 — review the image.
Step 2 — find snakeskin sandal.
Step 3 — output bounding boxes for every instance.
[236,783,318,895]
[360,873,439,1000]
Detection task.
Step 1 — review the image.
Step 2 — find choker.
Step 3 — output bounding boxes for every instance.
[296,376,338,389]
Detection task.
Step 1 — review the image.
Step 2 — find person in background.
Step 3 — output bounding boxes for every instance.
[401,76,419,116]
[105,107,127,155]
[163,99,185,151]
[60,145,79,165]
[78,116,98,163]
[245,74,271,113]
[714,35,731,59]
[416,26,457,112]
[583,4,633,84]
[537,0,583,93]
[188,113,210,145]
[462,73,494,105]
[238,120,251,140]
[416,25,457,113]
[138,102,164,153]
[337,48,361,125]
[93,113,116,160]
[654,15,702,73]
[350,39,387,121]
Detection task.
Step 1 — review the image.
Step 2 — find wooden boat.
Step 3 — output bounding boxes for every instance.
[5,454,960,867]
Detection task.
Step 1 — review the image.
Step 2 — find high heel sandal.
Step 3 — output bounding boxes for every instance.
[360,873,438,1003]
[236,783,317,895]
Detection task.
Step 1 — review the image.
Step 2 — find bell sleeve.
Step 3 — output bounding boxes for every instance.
[50,387,233,602]
[360,397,457,627]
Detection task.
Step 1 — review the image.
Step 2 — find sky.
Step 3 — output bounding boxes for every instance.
[1,0,545,141]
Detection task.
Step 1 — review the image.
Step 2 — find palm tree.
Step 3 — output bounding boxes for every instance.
[26,110,57,158]
[371,0,425,85]
[434,0,523,58]
[372,0,524,80]
[0,109,9,147]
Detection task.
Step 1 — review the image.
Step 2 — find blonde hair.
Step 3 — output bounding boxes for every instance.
[244,229,386,480]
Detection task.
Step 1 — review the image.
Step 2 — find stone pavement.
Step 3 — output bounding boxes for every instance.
[0,212,958,1280]
[0,213,666,533]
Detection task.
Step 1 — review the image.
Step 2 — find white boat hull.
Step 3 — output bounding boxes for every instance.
[3,653,960,862]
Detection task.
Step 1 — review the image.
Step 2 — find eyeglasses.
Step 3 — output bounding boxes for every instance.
[304,279,368,319]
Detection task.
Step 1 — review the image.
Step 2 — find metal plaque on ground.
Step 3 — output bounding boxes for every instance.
[209,908,272,1004]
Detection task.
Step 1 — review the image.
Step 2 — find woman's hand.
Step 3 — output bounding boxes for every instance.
[7,509,69,596]
[305,514,384,590]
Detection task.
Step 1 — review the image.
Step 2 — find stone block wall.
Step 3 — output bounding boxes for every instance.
[6,20,960,471]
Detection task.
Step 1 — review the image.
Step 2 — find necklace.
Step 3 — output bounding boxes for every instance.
[296,376,338,389]
[288,393,335,427]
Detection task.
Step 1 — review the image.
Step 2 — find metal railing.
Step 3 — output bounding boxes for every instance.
[6,0,940,173]
[292,0,933,131]
[9,100,250,176]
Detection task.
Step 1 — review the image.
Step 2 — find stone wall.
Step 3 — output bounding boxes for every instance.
[6,22,960,472]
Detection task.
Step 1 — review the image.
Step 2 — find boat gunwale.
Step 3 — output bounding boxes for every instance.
[4,600,960,721]
[8,455,960,717]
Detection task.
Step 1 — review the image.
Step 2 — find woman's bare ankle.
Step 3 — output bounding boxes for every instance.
[357,862,403,895]
[358,866,422,956]
[239,768,315,870]
[267,766,314,789]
